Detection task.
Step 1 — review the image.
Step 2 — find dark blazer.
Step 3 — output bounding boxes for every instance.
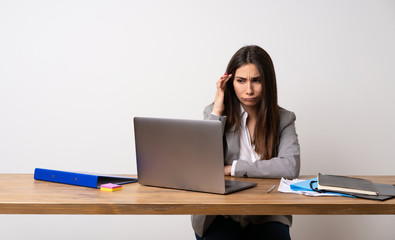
[191,104,301,237]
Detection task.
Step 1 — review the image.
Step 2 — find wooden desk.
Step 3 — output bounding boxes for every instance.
[1,174,394,215]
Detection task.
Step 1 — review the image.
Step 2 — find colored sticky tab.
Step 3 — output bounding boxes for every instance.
[101,183,121,188]
[100,183,122,192]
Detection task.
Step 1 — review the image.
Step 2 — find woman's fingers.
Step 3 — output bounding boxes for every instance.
[217,73,232,91]
[224,165,232,176]
[212,73,232,116]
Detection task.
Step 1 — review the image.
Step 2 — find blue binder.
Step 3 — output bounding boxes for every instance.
[290,177,353,197]
[34,168,138,188]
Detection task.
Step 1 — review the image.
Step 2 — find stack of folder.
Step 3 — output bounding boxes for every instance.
[316,173,395,201]
[289,174,395,200]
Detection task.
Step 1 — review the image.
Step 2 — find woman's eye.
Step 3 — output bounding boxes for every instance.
[236,79,245,83]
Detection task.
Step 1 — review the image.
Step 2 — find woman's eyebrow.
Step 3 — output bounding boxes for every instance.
[235,76,261,80]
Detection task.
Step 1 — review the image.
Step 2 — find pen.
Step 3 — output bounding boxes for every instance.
[267,184,276,193]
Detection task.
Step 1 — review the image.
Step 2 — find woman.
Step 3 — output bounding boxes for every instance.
[192,45,300,240]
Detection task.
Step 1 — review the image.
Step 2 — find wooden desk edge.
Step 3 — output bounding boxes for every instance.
[1,203,394,215]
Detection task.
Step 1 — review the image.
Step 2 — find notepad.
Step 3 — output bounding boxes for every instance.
[317,173,378,196]
[100,183,122,192]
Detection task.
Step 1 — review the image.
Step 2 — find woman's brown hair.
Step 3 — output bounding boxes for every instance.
[223,45,279,160]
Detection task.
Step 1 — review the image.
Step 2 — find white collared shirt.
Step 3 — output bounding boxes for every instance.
[230,106,260,176]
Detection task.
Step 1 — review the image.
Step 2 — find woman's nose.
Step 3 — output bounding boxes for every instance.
[246,82,254,94]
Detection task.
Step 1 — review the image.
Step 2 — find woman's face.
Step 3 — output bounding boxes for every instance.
[233,63,262,110]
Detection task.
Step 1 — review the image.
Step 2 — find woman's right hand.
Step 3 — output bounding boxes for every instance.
[212,72,232,116]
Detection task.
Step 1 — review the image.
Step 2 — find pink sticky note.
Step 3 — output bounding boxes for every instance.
[101,183,121,189]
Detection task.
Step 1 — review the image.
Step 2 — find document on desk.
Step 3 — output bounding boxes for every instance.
[278,178,351,197]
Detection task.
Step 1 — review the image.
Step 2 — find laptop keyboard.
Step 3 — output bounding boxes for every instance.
[224,180,257,194]
[225,180,249,188]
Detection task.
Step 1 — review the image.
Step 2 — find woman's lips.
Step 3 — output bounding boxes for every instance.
[242,97,258,102]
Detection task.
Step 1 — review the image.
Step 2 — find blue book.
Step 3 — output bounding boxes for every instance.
[34,168,137,188]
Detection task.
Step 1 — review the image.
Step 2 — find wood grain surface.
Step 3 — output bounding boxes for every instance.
[1,174,394,215]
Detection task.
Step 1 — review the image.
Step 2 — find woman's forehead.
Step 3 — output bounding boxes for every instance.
[235,64,260,77]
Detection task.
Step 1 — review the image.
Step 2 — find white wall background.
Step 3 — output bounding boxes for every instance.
[1,0,394,239]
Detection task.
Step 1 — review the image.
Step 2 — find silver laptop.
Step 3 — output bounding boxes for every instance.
[133,117,257,194]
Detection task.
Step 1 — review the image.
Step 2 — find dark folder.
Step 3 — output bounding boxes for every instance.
[317,173,378,195]
[34,168,137,188]
[317,173,395,201]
